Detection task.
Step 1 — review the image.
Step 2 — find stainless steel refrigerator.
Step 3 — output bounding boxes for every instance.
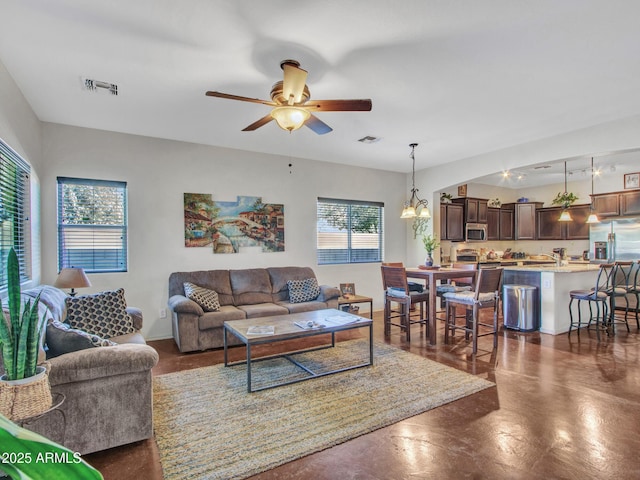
[589,217,640,262]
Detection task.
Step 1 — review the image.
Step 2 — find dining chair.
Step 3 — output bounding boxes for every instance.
[380,265,429,341]
[443,267,503,354]
[568,263,613,341]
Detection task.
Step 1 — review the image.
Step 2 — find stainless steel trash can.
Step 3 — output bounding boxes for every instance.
[503,285,539,331]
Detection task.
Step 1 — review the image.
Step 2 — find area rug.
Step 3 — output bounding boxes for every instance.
[153,339,494,480]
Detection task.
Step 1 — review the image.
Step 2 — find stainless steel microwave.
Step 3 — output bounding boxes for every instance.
[465,223,487,242]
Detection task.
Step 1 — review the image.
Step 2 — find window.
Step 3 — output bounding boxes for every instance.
[317,198,384,264]
[57,177,127,273]
[0,140,30,288]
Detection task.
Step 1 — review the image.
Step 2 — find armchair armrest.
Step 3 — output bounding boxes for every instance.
[126,306,144,330]
[168,294,204,316]
[318,285,341,302]
[47,344,159,386]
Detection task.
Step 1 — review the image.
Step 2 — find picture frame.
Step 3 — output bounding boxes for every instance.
[624,172,640,190]
[340,283,356,297]
[457,184,467,197]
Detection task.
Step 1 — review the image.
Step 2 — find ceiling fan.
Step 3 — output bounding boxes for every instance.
[205,59,372,135]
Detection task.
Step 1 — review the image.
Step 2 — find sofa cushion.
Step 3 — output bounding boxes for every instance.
[237,303,289,319]
[46,319,116,358]
[287,278,321,303]
[278,300,329,314]
[268,267,317,302]
[183,282,220,312]
[169,270,234,306]
[230,269,273,305]
[198,306,247,331]
[65,288,136,339]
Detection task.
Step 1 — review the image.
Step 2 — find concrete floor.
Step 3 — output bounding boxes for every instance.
[85,309,640,480]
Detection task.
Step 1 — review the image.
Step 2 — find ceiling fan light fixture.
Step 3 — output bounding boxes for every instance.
[270,106,310,132]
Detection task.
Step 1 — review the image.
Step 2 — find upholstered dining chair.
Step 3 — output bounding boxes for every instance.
[568,263,613,341]
[380,265,429,341]
[443,267,503,354]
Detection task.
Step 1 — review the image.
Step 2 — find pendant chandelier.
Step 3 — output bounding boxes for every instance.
[586,157,600,224]
[558,161,573,222]
[401,143,431,237]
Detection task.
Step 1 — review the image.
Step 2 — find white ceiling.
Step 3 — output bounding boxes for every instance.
[1,1,640,175]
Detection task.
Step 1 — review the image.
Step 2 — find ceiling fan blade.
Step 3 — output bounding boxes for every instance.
[304,99,372,111]
[241,114,274,131]
[282,62,308,104]
[305,114,333,135]
[206,91,276,107]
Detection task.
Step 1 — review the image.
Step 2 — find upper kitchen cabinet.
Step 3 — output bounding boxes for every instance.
[452,197,488,223]
[592,193,619,217]
[536,204,590,240]
[621,190,640,215]
[503,202,543,240]
[440,203,464,241]
[592,190,640,217]
[487,206,514,240]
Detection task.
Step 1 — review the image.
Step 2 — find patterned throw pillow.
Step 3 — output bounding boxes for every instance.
[65,288,135,339]
[183,282,220,312]
[287,278,321,303]
[46,319,116,358]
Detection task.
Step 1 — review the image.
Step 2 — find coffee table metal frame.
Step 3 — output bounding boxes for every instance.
[223,309,373,393]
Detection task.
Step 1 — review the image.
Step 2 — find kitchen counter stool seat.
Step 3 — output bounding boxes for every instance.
[381,265,429,341]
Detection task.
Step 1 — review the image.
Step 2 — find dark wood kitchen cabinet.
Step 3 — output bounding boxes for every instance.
[503,202,542,240]
[452,197,488,223]
[537,207,564,240]
[621,190,640,215]
[488,206,514,240]
[500,207,515,240]
[536,204,590,240]
[440,203,464,241]
[592,193,619,217]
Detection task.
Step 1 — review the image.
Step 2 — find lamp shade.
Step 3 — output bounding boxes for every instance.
[270,107,310,132]
[54,268,91,290]
[586,212,600,224]
[558,209,573,222]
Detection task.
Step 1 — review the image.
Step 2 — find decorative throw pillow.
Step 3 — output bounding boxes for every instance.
[183,282,220,312]
[65,288,135,339]
[46,319,116,358]
[287,278,321,303]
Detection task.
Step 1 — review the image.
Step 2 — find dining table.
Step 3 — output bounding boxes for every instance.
[405,267,478,345]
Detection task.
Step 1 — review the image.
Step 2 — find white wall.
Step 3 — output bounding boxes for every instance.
[38,123,407,339]
[0,60,42,288]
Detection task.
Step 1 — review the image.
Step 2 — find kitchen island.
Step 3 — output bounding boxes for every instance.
[503,264,601,335]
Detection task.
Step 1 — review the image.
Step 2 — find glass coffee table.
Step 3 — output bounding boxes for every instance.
[223,309,373,392]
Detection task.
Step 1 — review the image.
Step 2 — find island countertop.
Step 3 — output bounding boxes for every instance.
[502,265,600,335]
[503,264,601,273]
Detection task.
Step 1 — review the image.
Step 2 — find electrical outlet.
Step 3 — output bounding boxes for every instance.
[159,308,167,318]
[543,279,551,289]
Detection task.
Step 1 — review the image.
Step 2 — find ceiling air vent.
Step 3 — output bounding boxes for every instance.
[358,136,381,144]
[82,78,118,95]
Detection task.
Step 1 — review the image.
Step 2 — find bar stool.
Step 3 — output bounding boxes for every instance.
[568,264,612,341]
[608,261,633,333]
[380,265,429,341]
[628,260,640,329]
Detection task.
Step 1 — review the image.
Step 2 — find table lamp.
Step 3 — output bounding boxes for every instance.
[53,267,91,296]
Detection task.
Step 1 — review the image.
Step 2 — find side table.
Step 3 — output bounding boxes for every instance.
[338,294,373,319]
[16,392,66,444]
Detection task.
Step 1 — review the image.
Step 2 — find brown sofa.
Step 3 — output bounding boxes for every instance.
[168,267,341,352]
[8,286,159,455]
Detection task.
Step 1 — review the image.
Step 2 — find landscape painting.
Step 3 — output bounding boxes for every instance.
[184,193,284,253]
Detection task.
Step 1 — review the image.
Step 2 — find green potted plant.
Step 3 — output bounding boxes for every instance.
[422,234,440,267]
[551,191,578,209]
[0,248,51,421]
[440,193,453,203]
[0,413,103,479]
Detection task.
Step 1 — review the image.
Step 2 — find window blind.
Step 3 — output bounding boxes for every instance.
[317,198,384,264]
[0,141,30,287]
[57,177,128,273]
